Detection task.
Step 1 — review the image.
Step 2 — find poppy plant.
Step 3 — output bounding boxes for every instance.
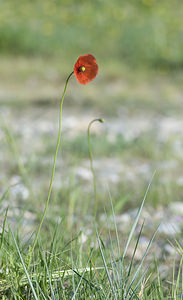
[74,54,99,84]
[31,54,99,262]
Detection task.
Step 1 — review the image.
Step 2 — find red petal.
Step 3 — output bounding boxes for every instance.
[74,54,98,85]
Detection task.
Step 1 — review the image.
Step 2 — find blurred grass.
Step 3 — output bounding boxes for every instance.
[0,54,183,120]
[0,0,183,68]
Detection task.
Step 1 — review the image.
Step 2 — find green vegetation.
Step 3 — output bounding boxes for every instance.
[0,0,183,68]
[0,185,182,299]
[0,0,183,298]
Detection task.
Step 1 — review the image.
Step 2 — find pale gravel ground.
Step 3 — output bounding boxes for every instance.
[0,104,182,277]
[1,104,183,183]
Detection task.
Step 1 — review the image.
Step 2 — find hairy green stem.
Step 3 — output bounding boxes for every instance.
[30,71,74,261]
[87,118,104,219]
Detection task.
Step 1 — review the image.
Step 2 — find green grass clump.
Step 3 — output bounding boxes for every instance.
[0,180,182,299]
[0,181,179,299]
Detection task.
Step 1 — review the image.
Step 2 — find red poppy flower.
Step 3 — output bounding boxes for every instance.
[74,54,99,85]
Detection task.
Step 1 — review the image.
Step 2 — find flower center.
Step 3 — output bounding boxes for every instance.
[79,66,86,72]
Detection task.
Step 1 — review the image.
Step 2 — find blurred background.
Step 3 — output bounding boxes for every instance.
[0,0,183,233]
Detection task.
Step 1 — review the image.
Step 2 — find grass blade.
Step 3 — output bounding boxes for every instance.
[0,207,8,250]
[43,257,55,300]
[126,220,145,284]
[10,229,39,300]
[96,225,118,300]
[71,249,97,299]
[126,226,159,298]
[122,172,155,260]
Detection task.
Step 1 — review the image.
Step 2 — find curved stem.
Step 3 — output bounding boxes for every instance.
[30,71,74,261]
[87,118,104,219]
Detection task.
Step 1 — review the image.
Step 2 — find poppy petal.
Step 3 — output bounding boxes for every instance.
[74,54,99,85]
